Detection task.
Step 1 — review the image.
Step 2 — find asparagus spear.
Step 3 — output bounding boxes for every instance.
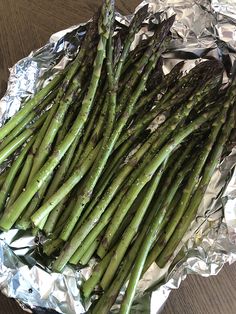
[83,141,201,303]
[125,60,184,122]
[35,38,164,240]
[90,191,183,313]
[79,230,105,266]
[33,26,99,181]
[43,88,108,233]
[16,176,53,230]
[52,103,218,272]
[116,58,220,149]
[0,111,47,166]
[60,10,100,93]
[7,149,34,210]
[89,145,196,314]
[42,69,108,231]
[27,98,62,179]
[116,17,175,117]
[142,98,234,271]
[0,0,114,231]
[119,102,235,314]
[115,4,149,80]
[76,130,151,227]
[67,78,216,263]
[90,211,151,314]
[28,71,84,181]
[0,138,35,212]
[43,237,64,257]
[0,170,8,188]
[60,19,176,241]
[69,172,151,265]
[0,88,57,151]
[98,70,222,257]
[82,246,118,298]
[78,61,208,231]
[99,139,201,288]
[100,163,166,289]
[13,99,67,229]
[156,105,235,268]
[0,70,66,141]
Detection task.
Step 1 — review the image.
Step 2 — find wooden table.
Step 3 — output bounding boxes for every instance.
[0,1,235,313]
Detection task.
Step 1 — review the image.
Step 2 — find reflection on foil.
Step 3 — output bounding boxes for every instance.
[0,1,235,313]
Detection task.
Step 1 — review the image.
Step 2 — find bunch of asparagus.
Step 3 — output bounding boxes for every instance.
[0,1,235,313]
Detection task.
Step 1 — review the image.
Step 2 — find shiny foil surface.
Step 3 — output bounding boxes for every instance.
[0,1,236,313]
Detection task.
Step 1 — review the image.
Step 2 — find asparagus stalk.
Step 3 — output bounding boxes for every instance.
[69,16,173,184]
[114,4,149,84]
[99,140,201,287]
[88,153,195,308]
[58,17,174,241]
[43,91,108,233]
[66,78,217,263]
[98,72,221,257]
[82,246,118,298]
[121,61,184,128]
[69,188,123,264]
[67,25,117,237]
[91,185,178,314]
[13,100,66,228]
[130,144,200,279]
[7,149,34,210]
[116,17,175,117]
[28,71,84,180]
[30,140,102,226]
[80,69,208,232]
[91,212,150,314]
[119,102,235,314]
[43,195,80,256]
[41,24,99,161]
[16,175,53,230]
[0,70,66,141]
[156,105,235,268]
[100,163,167,289]
[43,192,77,236]
[43,198,70,235]
[0,0,114,231]
[118,157,199,314]
[67,89,108,175]
[43,74,108,231]
[70,178,150,265]
[26,99,60,184]
[0,138,35,212]
[49,41,164,242]
[0,170,9,188]
[79,231,105,266]
[60,10,100,93]
[31,57,115,232]
[13,98,67,229]
[0,88,57,151]
[143,99,233,270]
[76,130,151,227]
[98,141,200,280]
[52,104,218,272]
[0,111,47,166]
[53,12,101,146]
[43,238,64,257]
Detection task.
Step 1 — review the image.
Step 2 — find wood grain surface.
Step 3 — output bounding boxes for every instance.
[0,1,235,313]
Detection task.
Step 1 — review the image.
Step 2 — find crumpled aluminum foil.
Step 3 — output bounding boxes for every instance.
[0,1,236,313]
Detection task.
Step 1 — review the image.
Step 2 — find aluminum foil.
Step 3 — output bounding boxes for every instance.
[0,1,236,313]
